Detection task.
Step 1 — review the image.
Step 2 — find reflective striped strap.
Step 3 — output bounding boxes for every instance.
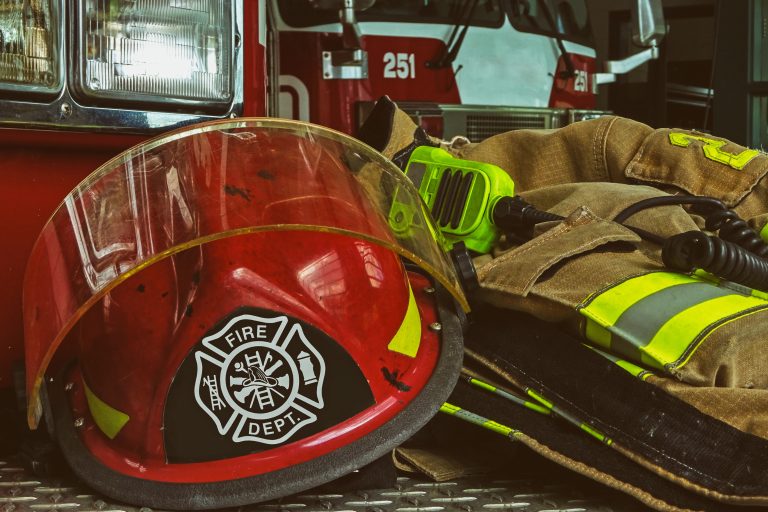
[578,271,768,371]
[586,345,654,381]
[440,402,519,438]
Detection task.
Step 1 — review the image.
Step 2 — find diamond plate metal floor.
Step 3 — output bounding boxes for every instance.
[0,456,651,512]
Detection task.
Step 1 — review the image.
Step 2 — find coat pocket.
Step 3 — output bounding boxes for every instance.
[625,128,768,207]
[478,206,641,298]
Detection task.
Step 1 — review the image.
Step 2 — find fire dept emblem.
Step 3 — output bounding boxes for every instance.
[193,313,326,444]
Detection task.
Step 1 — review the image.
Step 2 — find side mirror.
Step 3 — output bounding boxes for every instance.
[632,0,666,48]
[595,0,667,85]
[310,0,376,49]
[311,0,375,79]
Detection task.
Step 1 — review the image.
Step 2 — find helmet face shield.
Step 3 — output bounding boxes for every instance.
[23,119,466,509]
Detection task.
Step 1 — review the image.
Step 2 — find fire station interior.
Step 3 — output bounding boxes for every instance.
[3,1,768,512]
[592,0,715,130]
[594,0,753,147]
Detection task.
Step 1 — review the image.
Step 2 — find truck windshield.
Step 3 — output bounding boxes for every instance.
[277,0,504,28]
[505,0,593,46]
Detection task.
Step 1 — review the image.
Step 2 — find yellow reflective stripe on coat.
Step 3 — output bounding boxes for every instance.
[387,283,422,357]
[693,269,768,300]
[582,272,694,328]
[84,380,130,440]
[579,272,768,370]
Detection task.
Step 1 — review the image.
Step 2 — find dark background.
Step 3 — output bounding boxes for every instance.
[588,0,764,147]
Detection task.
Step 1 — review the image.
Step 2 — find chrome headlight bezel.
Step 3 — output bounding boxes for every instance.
[71,0,235,112]
[0,0,244,133]
[0,0,65,98]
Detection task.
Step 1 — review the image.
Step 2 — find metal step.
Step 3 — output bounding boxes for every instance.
[0,456,649,512]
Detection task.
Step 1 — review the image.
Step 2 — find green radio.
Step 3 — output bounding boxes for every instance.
[402,146,516,254]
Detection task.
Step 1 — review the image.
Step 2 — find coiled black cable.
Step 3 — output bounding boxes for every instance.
[613,195,768,257]
[615,195,768,291]
[492,193,768,292]
[663,231,768,291]
[502,193,768,292]
[703,209,768,258]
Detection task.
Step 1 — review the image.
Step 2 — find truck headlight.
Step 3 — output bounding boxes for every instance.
[75,0,234,110]
[0,0,63,96]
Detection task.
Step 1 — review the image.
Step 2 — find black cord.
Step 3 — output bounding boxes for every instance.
[492,196,562,230]
[493,196,666,244]
[612,195,726,224]
[703,208,768,258]
[494,193,768,291]
[612,195,768,291]
[663,231,768,291]
[612,195,768,257]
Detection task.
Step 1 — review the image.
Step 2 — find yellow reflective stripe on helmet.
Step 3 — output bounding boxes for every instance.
[83,380,130,440]
[580,271,768,370]
[387,283,422,357]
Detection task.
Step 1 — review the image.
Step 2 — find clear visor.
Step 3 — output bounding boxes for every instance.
[23,118,468,427]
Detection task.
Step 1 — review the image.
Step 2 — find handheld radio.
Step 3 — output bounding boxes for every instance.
[402,146,516,254]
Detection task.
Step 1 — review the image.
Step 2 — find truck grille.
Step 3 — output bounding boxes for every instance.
[466,114,549,141]
[382,102,610,143]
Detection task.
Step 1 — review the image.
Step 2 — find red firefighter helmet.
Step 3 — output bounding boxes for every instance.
[23,119,468,509]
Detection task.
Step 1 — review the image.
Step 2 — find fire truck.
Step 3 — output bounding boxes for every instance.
[272,0,607,139]
[270,0,662,139]
[0,0,663,506]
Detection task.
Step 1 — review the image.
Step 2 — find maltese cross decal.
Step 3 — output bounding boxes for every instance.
[193,313,326,445]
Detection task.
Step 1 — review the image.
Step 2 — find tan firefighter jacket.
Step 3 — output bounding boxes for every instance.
[368,100,768,512]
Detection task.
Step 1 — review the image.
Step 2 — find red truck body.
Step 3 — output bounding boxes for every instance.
[0,0,604,390]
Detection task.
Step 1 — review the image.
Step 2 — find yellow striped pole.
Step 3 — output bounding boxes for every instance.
[439,402,519,438]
